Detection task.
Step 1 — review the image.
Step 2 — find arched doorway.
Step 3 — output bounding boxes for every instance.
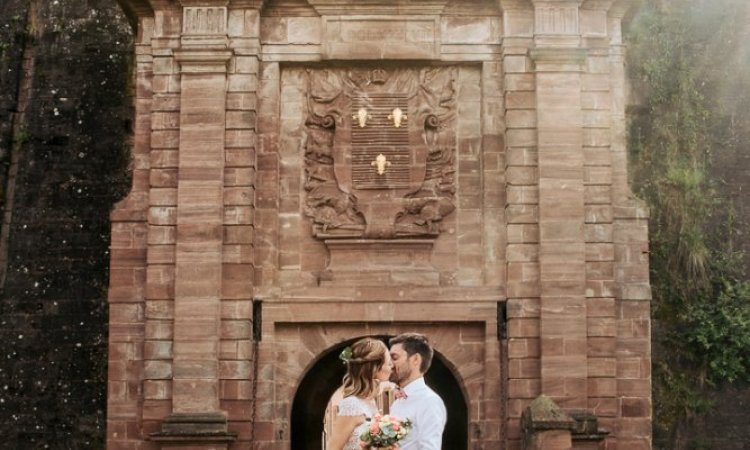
[291,336,468,450]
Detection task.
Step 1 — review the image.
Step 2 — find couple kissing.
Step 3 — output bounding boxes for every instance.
[328,333,447,450]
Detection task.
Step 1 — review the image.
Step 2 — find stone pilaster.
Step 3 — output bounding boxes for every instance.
[170,45,232,415]
[532,0,589,410]
[152,4,237,447]
[501,1,539,446]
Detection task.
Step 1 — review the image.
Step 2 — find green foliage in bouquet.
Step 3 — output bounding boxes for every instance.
[359,414,412,449]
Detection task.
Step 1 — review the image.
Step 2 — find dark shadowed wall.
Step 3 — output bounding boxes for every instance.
[0,0,132,447]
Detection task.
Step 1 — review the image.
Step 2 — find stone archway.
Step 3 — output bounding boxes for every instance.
[291,336,468,450]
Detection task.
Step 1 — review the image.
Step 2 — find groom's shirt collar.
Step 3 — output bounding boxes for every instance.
[402,376,426,396]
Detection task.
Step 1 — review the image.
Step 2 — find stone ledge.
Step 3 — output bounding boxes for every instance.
[150,413,237,444]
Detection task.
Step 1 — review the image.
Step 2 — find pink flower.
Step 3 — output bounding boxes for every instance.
[370,421,381,434]
[392,423,400,431]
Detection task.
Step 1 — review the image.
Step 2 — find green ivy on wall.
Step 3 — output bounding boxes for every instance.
[626,0,750,447]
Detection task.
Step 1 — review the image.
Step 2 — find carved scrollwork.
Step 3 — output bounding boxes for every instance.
[395,67,457,236]
[302,122,366,233]
[303,71,365,236]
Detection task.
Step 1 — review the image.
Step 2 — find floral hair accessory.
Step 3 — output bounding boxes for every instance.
[339,346,353,364]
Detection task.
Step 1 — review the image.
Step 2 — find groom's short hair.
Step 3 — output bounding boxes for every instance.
[390,333,434,374]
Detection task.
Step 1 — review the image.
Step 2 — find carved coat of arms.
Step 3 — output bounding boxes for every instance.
[302,66,457,240]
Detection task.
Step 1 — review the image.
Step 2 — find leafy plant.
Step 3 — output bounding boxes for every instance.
[13,129,32,145]
[626,0,750,447]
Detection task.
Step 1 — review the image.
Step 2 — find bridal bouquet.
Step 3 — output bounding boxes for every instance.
[359,414,412,450]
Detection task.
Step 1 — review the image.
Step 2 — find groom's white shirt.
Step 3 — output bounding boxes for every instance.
[390,377,447,450]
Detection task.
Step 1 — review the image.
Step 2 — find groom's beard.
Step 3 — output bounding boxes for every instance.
[390,366,411,386]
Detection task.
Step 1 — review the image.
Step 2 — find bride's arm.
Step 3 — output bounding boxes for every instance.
[327,414,364,450]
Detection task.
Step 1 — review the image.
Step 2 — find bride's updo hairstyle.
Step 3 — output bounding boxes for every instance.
[341,338,388,398]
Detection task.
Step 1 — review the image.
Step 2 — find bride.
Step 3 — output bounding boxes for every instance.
[328,338,394,450]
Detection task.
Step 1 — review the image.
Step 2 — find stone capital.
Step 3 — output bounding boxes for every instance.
[174,49,232,73]
[227,0,264,7]
[530,47,586,71]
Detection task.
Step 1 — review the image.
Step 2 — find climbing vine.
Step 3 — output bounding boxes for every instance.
[626,0,750,447]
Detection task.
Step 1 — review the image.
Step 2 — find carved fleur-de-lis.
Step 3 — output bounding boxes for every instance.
[388,107,407,128]
[353,108,369,127]
[371,153,391,175]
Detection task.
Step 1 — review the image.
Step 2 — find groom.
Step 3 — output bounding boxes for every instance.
[389,333,447,450]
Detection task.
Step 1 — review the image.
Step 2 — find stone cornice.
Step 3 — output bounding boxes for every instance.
[497,0,533,10]
[227,0,264,8]
[581,0,614,10]
[179,0,228,5]
[308,0,449,15]
[531,0,584,5]
[117,0,264,23]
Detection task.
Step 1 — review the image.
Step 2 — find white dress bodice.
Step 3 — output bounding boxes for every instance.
[337,396,378,450]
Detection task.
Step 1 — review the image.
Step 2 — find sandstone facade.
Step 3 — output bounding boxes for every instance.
[108,1,651,449]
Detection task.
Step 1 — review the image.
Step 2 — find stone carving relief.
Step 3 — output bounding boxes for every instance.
[302,66,457,239]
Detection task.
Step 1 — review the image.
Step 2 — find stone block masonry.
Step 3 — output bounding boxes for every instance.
[109,1,650,449]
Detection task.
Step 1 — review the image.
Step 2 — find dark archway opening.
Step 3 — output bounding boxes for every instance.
[291,336,468,450]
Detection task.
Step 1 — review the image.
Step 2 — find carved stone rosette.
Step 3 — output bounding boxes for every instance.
[302,66,457,240]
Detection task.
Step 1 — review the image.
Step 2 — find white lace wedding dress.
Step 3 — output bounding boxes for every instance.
[337,396,378,450]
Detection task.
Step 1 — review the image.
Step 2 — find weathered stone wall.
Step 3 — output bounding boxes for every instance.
[0,0,133,447]
[0,0,29,193]
[108,1,651,450]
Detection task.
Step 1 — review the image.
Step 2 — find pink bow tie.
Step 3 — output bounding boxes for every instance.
[394,388,408,400]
